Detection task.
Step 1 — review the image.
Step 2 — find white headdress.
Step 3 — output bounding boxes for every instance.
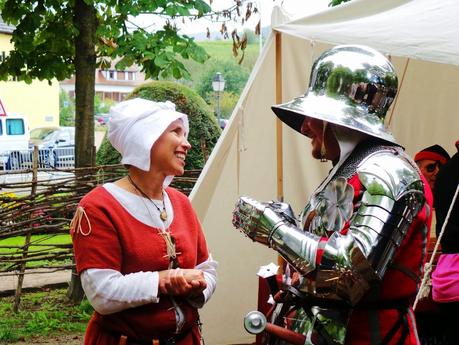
[107,98,189,184]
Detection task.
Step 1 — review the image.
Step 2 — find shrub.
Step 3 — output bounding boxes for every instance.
[96,81,221,170]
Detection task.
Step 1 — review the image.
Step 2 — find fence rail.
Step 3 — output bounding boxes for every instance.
[0,146,75,171]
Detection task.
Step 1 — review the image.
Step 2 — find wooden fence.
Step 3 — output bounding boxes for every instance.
[0,162,200,310]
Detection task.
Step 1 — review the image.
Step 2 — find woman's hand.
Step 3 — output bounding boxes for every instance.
[158,268,207,297]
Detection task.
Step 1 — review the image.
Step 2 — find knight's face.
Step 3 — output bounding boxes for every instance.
[300,117,339,162]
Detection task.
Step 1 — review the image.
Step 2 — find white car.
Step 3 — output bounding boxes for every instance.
[29,126,75,168]
[0,114,30,170]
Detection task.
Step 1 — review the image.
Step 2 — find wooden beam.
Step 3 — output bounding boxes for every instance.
[275,31,283,202]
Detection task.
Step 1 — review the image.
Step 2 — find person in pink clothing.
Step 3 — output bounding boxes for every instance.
[71,98,217,345]
[432,142,459,345]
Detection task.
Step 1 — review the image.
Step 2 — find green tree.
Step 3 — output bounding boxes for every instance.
[208,91,239,119]
[59,89,75,126]
[0,0,213,171]
[196,59,250,102]
[0,0,259,303]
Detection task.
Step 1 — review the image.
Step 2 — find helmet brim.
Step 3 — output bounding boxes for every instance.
[271,92,397,144]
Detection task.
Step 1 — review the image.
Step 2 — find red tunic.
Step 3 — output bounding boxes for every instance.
[71,186,209,345]
[345,173,433,345]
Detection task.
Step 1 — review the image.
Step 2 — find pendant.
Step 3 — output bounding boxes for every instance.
[160,210,168,222]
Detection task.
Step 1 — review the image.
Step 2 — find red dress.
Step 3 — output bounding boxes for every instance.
[71,186,209,345]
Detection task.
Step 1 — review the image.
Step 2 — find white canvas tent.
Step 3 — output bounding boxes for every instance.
[191,0,459,343]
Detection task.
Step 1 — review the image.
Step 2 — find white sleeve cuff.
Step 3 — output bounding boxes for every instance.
[187,254,218,308]
[81,268,160,315]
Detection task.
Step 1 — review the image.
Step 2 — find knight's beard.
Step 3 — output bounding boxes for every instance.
[320,122,328,162]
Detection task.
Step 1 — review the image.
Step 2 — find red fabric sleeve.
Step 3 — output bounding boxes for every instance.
[71,192,122,274]
[315,237,328,265]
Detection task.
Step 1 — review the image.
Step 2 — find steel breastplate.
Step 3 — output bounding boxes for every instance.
[300,138,398,234]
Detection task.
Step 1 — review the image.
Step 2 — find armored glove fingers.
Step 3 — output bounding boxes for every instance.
[233,196,320,275]
[232,196,298,246]
[232,196,272,245]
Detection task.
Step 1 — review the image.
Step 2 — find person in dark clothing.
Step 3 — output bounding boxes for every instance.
[432,144,459,345]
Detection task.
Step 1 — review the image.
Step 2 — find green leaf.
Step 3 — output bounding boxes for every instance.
[154,53,169,68]
[172,66,182,79]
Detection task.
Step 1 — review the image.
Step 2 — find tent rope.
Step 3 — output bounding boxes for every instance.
[413,183,459,310]
[387,57,410,127]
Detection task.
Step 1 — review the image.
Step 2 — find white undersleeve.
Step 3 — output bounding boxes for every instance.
[81,256,218,315]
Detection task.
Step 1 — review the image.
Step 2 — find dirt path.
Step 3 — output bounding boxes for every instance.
[0,269,71,295]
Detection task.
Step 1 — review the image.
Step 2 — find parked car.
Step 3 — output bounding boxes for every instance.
[29,126,75,168]
[29,126,75,149]
[0,114,30,170]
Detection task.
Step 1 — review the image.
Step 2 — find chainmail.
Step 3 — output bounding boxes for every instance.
[331,138,401,181]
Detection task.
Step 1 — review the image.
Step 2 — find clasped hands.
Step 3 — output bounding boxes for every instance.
[158,268,206,298]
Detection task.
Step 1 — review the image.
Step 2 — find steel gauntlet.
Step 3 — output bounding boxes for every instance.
[233,197,320,275]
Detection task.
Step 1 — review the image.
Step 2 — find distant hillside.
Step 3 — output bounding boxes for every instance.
[190,26,271,42]
[178,40,260,90]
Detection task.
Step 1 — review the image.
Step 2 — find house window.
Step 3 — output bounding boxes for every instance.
[117,71,125,80]
[127,71,136,81]
[103,70,116,80]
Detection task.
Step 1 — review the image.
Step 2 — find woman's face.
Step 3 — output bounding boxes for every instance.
[300,116,340,162]
[150,119,191,176]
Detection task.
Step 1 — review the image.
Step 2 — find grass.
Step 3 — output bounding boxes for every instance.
[0,234,72,270]
[0,289,92,344]
[199,40,260,69]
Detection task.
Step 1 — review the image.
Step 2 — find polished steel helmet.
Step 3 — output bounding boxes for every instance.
[272,45,398,143]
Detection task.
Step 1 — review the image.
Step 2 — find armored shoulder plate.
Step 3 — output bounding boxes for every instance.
[357,148,424,202]
[350,148,425,279]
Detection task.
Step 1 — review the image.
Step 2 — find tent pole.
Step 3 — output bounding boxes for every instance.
[387,57,410,126]
[275,31,286,273]
[275,31,283,202]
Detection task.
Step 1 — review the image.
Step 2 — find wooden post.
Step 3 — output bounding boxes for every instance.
[275,31,283,202]
[91,145,96,167]
[13,146,38,312]
[275,31,286,273]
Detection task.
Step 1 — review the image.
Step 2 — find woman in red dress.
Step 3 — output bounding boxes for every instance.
[71,98,217,345]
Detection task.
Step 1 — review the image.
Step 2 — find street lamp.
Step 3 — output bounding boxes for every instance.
[212,72,225,127]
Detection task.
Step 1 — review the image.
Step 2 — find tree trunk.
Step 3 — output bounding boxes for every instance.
[74,0,96,169]
[67,0,97,304]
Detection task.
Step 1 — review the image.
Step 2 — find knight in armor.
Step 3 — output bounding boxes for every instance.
[232,45,432,345]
